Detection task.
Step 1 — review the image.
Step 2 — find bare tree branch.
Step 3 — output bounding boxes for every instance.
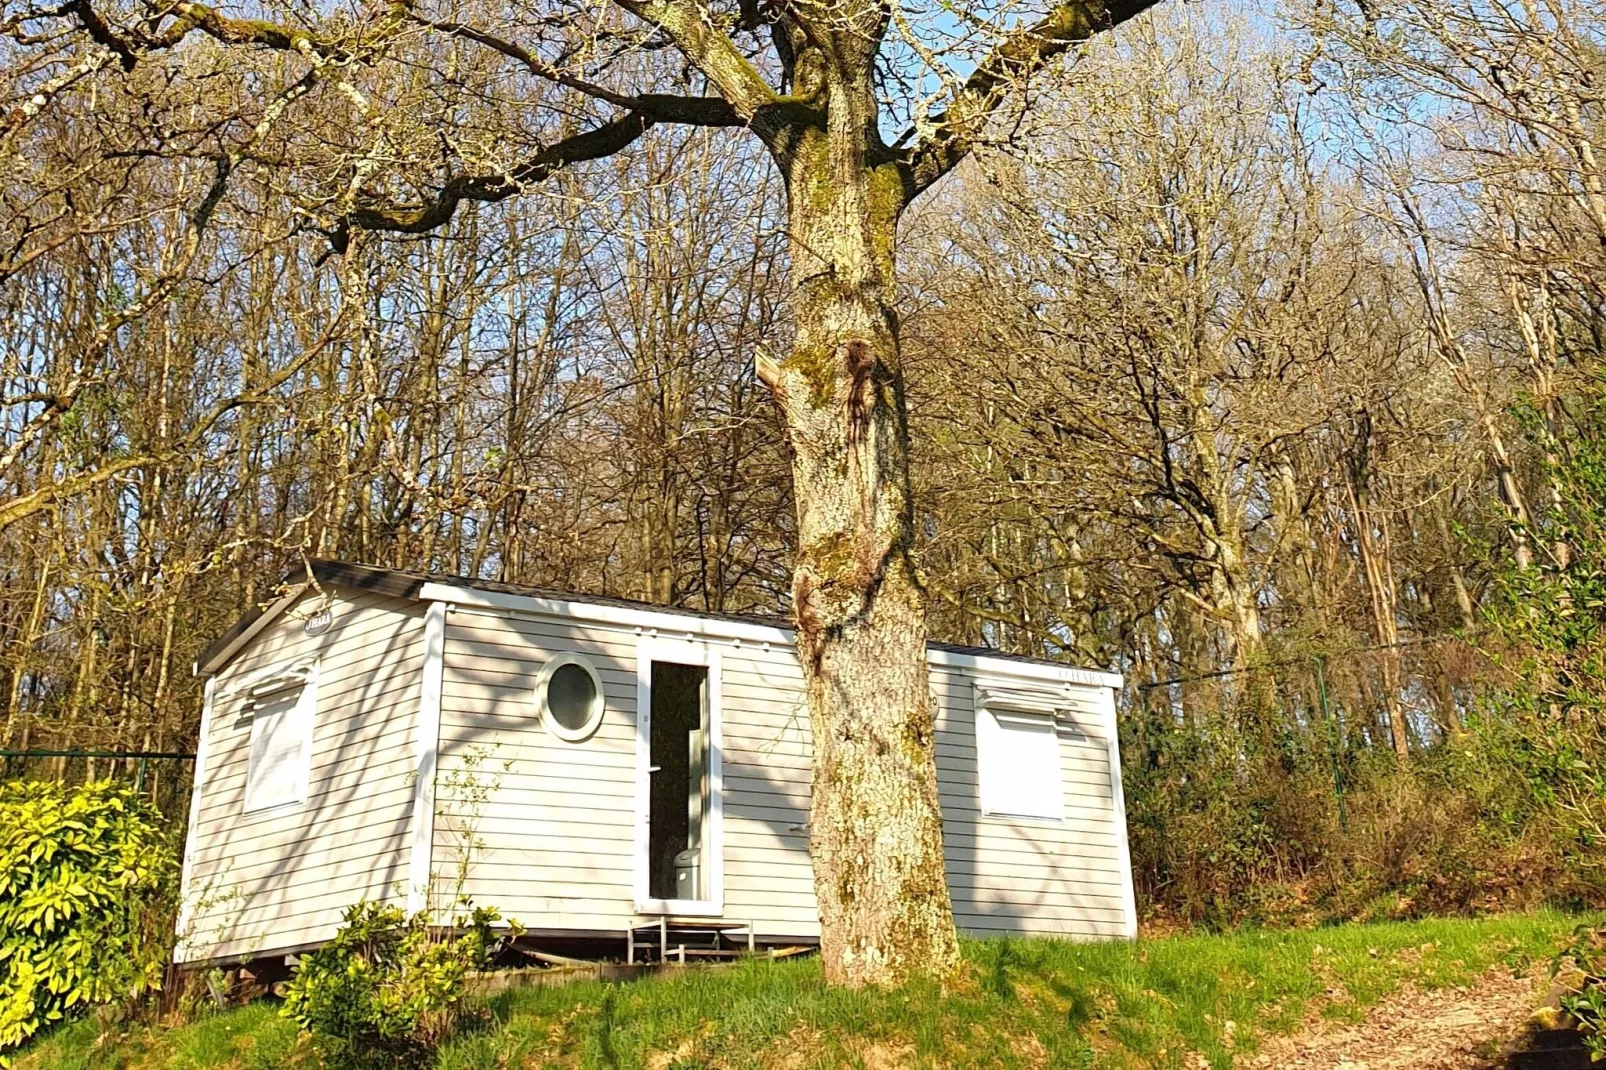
[337,110,658,241]
[611,0,781,122]
[900,0,1159,194]
[412,15,742,126]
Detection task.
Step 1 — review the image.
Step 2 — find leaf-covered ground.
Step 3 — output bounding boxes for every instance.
[15,912,1587,1070]
[1250,961,1550,1069]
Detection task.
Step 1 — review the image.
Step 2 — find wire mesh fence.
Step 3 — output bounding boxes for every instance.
[0,747,195,816]
[1132,636,1496,746]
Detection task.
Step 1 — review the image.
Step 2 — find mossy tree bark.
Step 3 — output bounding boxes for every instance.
[755,73,960,985]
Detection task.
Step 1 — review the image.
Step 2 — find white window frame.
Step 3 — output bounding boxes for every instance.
[535,652,606,742]
[634,637,724,916]
[240,660,318,815]
[974,682,1066,824]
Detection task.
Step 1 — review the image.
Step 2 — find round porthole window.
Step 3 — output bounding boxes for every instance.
[537,655,605,741]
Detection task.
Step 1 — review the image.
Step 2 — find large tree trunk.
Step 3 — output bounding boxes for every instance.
[756,92,960,986]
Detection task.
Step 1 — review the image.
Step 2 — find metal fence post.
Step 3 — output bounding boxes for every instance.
[1314,655,1347,830]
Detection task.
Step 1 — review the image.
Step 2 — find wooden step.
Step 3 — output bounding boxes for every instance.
[627,918,756,964]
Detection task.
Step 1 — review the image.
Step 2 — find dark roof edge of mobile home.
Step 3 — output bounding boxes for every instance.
[195,558,1121,683]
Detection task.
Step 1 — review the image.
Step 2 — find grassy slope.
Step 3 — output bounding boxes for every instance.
[18,912,1584,1070]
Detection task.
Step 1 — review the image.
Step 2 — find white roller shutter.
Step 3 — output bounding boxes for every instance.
[243,665,317,813]
[975,682,1066,821]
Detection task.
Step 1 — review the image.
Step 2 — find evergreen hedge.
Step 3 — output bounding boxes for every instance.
[0,780,174,1063]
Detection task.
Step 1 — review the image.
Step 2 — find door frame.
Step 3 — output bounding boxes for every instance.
[634,636,724,916]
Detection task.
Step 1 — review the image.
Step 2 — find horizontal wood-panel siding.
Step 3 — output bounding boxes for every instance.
[932,665,1129,938]
[178,589,424,962]
[433,605,1131,942]
[186,592,1130,960]
[432,611,638,926]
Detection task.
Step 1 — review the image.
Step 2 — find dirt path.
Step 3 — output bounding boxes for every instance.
[1245,966,1543,1069]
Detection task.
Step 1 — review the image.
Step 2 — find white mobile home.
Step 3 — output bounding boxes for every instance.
[176,560,1134,965]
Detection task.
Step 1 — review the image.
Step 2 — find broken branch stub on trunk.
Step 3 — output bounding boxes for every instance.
[21,0,1162,986]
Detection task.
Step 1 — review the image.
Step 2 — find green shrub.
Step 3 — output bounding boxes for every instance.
[1119,384,1606,927]
[280,901,517,1069]
[1472,384,1606,906]
[0,780,175,1063]
[1120,689,1591,926]
[1552,920,1606,1059]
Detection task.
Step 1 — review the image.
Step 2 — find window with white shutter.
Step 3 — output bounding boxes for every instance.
[975,687,1066,822]
[243,666,317,813]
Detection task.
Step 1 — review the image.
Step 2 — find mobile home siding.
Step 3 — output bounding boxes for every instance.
[183,576,1132,964]
[931,667,1130,937]
[432,609,639,932]
[176,589,425,963]
[431,600,1131,941]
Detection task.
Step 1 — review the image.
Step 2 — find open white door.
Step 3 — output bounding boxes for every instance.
[634,638,723,916]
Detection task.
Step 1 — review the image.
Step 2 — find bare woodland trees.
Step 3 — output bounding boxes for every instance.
[3,0,1158,980]
[4,0,1606,958]
[909,18,1428,733]
[0,121,794,812]
[898,6,1606,910]
[903,4,1596,758]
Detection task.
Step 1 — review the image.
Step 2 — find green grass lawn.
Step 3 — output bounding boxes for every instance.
[15,911,1586,1070]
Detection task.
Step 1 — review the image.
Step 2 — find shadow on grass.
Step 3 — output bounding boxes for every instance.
[11,912,1592,1070]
